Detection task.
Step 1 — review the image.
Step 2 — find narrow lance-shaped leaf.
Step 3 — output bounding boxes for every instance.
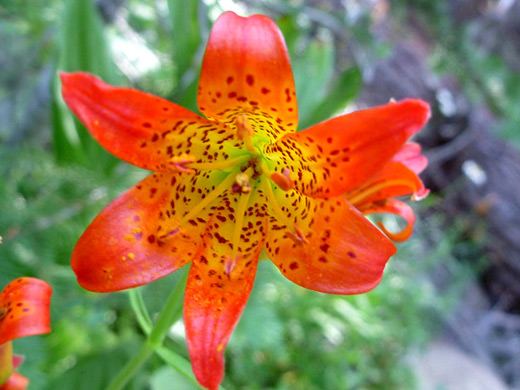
[52,0,119,170]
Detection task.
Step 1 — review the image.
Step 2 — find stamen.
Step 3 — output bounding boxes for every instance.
[187,155,249,171]
[286,226,307,245]
[347,179,420,206]
[236,114,256,153]
[176,166,244,230]
[270,168,294,191]
[0,307,6,321]
[231,169,254,260]
[169,153,197,173]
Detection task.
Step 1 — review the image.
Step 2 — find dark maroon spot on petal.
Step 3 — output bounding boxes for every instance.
[318,256,328,263]
[216,92,221,98]
[142,122,152,128]
[289,262,299,270]
[246,74,254,86]
[151,134,159,142]
[320,244,329,253]
[237,96,247,102]
[261,87,270,94]
[200,255,209,264]
[228,92,237,98]
[226,76,234,85]
[147,235,156,243]
[249,101,258,106]
[348,251,357,258]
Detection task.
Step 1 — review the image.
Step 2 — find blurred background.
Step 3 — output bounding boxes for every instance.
[1,0,520,389]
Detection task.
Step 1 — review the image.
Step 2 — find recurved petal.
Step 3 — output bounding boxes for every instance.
[0,372,29,390]
[264,99,430,198]
[359,199,416,242]
[346,161,428,208]
[198,11,298,143]
[72,170,227,292]
[61,72,242,172]
[392,142,428,174]
[264,188,396,294]
[0,278,52,346]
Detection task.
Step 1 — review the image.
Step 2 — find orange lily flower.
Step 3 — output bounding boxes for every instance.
[61,11,429,390]
[0,278,52,390]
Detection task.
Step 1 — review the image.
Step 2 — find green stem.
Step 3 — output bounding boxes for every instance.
[105,342,154,390]
[148,270,188,347]
[106,269,188,390]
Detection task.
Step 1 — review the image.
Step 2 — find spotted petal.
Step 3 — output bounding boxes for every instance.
[198,11,298,143]
[263,186,396,294]
[264,99,430,198]
[61,72,243,172]
[0,278,52,346]
[185,192,268,390]
[72,170,229,292]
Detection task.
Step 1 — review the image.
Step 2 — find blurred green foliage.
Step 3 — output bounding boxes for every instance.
[0,0,482,389]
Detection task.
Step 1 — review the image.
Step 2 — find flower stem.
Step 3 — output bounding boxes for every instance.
[105,342,154,390]
[106,269,188,390]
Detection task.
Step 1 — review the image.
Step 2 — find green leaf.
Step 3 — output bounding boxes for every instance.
[167,0,202,80]
[150,366,200,390]
[293,40,335,128]
[52,0,119,171]
[300,66,362,129]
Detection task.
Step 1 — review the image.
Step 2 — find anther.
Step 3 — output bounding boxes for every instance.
[232,173,252,194]
[170,153,196,173]
[0,308,6,321]
[270,168,294,191]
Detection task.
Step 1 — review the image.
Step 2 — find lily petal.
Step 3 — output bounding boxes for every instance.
[346,161,428,208]
[72,170,228,292]
[185,192,268,390]
[0,278,52,345]
[359,199,416,242]
[392,142,428,173]
[61,72,242,172]
[264,192,396,294]
[198,11,298,143]
[265,99,430,198]
[0,372,29,390]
